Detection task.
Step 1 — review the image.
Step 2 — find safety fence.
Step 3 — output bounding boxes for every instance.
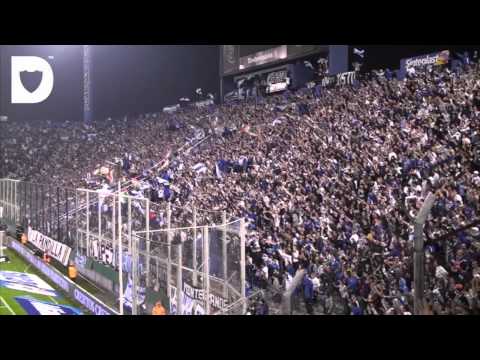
[0,178,247,315]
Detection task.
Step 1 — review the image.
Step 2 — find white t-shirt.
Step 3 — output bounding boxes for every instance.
[262,265,269,279]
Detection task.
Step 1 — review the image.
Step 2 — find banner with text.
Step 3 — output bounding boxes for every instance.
[320,71,357,88]
[169,282,228,315]
[239,46,288,71]
[399,50,450,80]
[28,227,72,266]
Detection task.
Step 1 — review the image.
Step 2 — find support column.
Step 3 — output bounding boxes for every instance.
[192,206,198,287]
[35,184,39,230]
[112,195,116,267]
[56,187,60,241]
[132,232,138,315]
[239,217,246,314]
[0,230,4,258]
[118,183,124,315]
[222,211,228,299]
[98,194,102,259]
[128,197,132,254]
[167,202,172,298]
[176,242,183,315]
[86,191,90,257]
[65,188,69,246]
[203,226,210,315]
[75,190,79,255]
[146,199,150,287]
[414,193,436,315]
[42,185,45,235]
[14,181,18,224]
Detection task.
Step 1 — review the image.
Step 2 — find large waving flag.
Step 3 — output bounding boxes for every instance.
[192,162,208,174]
[304,61,314,70]
[156,177,170,186]
[353,48,365,58]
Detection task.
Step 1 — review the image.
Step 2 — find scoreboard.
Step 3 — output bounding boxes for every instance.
[221,45,328,76]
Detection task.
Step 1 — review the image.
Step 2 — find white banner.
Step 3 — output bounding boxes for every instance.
[28,227,72,266]
[267,82,288,93]
[336,71,356,86]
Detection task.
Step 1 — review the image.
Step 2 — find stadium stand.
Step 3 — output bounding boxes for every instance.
[1,57,480,315]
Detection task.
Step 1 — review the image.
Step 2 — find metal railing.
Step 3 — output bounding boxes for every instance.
[1,178,247,315]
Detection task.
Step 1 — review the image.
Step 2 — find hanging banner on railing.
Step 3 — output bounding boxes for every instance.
[320,71,357,88]
[27,227,72,266]
[86,241,139,275]
[169,284,206,315]
[266,70,290,94]
[169,282,228,315]
[336,71,357,86]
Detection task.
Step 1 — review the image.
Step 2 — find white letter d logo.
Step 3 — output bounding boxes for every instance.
[11,56,54,104]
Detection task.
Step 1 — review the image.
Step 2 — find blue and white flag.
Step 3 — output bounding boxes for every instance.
[123,277,146,310]
[304,61,314,70]
[156,177,170,186]
[353,48,365,58]
[192,162,208,174]
[133,200,145,216]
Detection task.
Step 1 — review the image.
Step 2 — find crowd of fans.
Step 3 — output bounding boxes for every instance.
[1,55,480,315]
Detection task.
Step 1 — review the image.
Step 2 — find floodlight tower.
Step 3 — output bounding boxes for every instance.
[0,45,4,119]
[83,45,93,124]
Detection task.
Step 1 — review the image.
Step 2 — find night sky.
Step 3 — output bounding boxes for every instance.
[1,45,479,123]
[0,45,220,122]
